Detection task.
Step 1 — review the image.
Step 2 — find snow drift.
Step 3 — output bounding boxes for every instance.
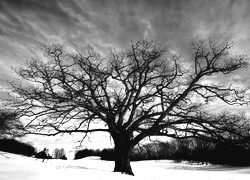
[0,151,250,180]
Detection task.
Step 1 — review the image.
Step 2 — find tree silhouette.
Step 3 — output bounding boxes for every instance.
[8,39,250,175]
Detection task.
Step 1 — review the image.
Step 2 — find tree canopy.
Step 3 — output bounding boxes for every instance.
[8,39,250,175]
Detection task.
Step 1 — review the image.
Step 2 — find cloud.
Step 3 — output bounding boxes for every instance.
[1,0,250,149]
[0,0,249,90]
[72,0,250,54]
[0,0,249,96]
[1,0,249,55]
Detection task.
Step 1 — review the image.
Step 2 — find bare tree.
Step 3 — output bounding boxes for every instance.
[8,39,250,175]
[52,148,66,159]
[0,109,24,139]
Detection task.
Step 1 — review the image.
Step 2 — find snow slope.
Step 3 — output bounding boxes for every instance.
[0,151,250,180]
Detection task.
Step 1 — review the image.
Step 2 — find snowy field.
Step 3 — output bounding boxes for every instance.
[1,151,250,180]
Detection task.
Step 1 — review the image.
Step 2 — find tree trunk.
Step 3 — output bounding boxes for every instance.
[113,135,134,175]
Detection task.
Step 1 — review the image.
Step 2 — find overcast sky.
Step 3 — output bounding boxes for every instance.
[1,0,250,81]
[1,0,250,151]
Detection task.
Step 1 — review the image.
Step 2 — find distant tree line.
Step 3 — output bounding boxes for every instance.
[75,138,250,166]
[0,108,69,160]
[1,137,249,166]
[0,138,36,156]
[0,138,67,160]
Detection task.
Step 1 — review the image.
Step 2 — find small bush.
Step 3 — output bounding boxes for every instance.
[52,148,67,160]
[75,148,100,159]
[0,138,36,156]
[75,148,114,160]
[100,148,115,161]
[35,148,52,160]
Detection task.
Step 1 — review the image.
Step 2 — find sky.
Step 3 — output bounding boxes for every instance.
[1,0,250,151]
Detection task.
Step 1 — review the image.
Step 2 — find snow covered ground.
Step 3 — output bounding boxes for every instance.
[1,151,250,180]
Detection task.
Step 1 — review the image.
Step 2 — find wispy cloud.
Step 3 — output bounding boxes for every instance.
[0,0,249,93]
[1,0,250,149]
[1,0,249,59]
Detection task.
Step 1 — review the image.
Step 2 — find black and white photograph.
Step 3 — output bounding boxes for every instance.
[1,0,250,179]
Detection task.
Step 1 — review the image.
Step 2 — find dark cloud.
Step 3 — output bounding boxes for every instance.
[0,0,83,73]
[0,0,81,43]
[0,0,250,79]
[64,0,250,53]
[1,0,250,148]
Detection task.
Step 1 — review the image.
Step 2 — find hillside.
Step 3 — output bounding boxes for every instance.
[0,151,250,180]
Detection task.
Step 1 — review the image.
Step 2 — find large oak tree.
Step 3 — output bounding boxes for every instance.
[8,39,250,175]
